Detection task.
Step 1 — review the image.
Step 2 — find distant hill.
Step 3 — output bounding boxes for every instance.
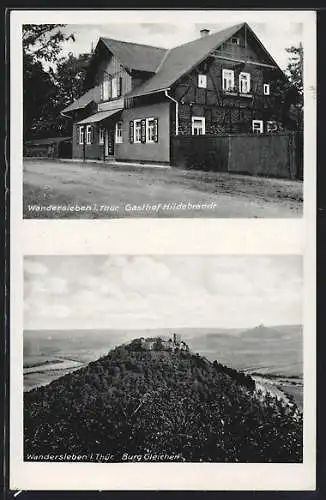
[24,337,302,463]
[240,324,303,339]
[189,324,303,376]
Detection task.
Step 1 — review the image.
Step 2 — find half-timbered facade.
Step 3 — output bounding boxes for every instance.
[62,23,289,164]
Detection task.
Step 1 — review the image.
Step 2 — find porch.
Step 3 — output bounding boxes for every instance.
[75,108,123,161]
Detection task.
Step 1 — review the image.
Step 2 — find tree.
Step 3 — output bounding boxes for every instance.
[285,43,303,97]
[23,54,58,139]
[54,52,92,107]
[283,43,304,130]
[23,24,75,64]
[22,25,76,139]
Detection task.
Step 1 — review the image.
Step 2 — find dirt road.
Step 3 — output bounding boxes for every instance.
[23,159,303,218]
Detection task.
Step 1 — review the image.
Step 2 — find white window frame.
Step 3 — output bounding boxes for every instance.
[86,125,92,144]
[134,119,142,143]
[198,74,207,89]
[102,79,110,101]
[266,120,278,133]
[252,120,264,134]
[146,117,156,143]
[222,69,235,91]
[79,126,84,145]
[191,116,206,136]
[264,83,270,95]
[112,77,118,99]
[99,127,105,145]
[231,37,240,45]
[239,72,251,94]
[115,122,123,143]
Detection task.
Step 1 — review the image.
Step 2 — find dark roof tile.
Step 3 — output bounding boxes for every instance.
[62,86,100,113]
[127,23,245,97]
[100,37,167,73]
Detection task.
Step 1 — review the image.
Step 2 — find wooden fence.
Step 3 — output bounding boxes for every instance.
[24,137,72,159]
[171,132,303,180]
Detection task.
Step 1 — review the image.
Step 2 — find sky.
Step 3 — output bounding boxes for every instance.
[55,21,303,71]
[24,255,302,331]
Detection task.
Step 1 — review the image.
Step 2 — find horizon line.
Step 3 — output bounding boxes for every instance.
[24,322,303,332]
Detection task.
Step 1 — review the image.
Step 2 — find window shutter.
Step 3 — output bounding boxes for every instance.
[154,118,159,142]
[90,126,93,144]
[108,78,112,99]
[100,82,103,101]
[141,119,146,143]
[129,121,134,143]
[118,77,122,97]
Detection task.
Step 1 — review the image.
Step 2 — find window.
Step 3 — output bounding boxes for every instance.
[239,72,251,94]
[264,83,270,95]
[99,127,104,145]
[231,37,240,45]
[79,126,84,145]
[198,74,207,88]
[266,121,278,133]
[115,122,123,143]
[134,119,142,143]
[102,79,111,101]
[192,116,205,135]
[86,125,92,144]
[129,117,158,144]
[112,77,121,98]
[222,69,234,91]
[146,118,156,143]
[252,120,263,134]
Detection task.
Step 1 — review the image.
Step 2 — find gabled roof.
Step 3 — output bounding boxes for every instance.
[126,23,245,98]
[62,23,284,113]
[100,37,167,73]
[62,86,100,113]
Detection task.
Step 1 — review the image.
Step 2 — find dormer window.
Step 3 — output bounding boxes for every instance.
[112,77,121,99]
[264,83,270,95]
[239,72,251,94]
[102,79,111,101]
[222,69,234,91]
[198,74,207,88]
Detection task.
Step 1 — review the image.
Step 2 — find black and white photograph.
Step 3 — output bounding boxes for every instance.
[22,19,304,219]
[9,8,316,493]
[24,254,303,464]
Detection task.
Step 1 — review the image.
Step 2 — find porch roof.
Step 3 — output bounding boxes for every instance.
[77,108,123,125]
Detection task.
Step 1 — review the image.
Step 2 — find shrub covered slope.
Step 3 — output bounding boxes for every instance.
[24,338,303,462]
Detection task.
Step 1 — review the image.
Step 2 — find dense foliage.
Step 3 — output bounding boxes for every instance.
[279,43,304,130]
[23,24,91,139]
[24,339,303,463]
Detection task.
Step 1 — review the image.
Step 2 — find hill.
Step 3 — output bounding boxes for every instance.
[24,337,302,463]
[189,324,302,376]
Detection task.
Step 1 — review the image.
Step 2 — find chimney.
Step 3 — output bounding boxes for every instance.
[200,28,210,38]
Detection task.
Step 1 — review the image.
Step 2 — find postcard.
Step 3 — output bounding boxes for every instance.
[9,8,316,492]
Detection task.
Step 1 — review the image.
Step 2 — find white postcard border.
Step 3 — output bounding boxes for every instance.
[10,9,316,491]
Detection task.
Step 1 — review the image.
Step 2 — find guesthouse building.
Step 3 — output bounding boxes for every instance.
[62,23,290,165]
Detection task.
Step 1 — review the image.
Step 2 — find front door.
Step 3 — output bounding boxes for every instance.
[105,129,115,158]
